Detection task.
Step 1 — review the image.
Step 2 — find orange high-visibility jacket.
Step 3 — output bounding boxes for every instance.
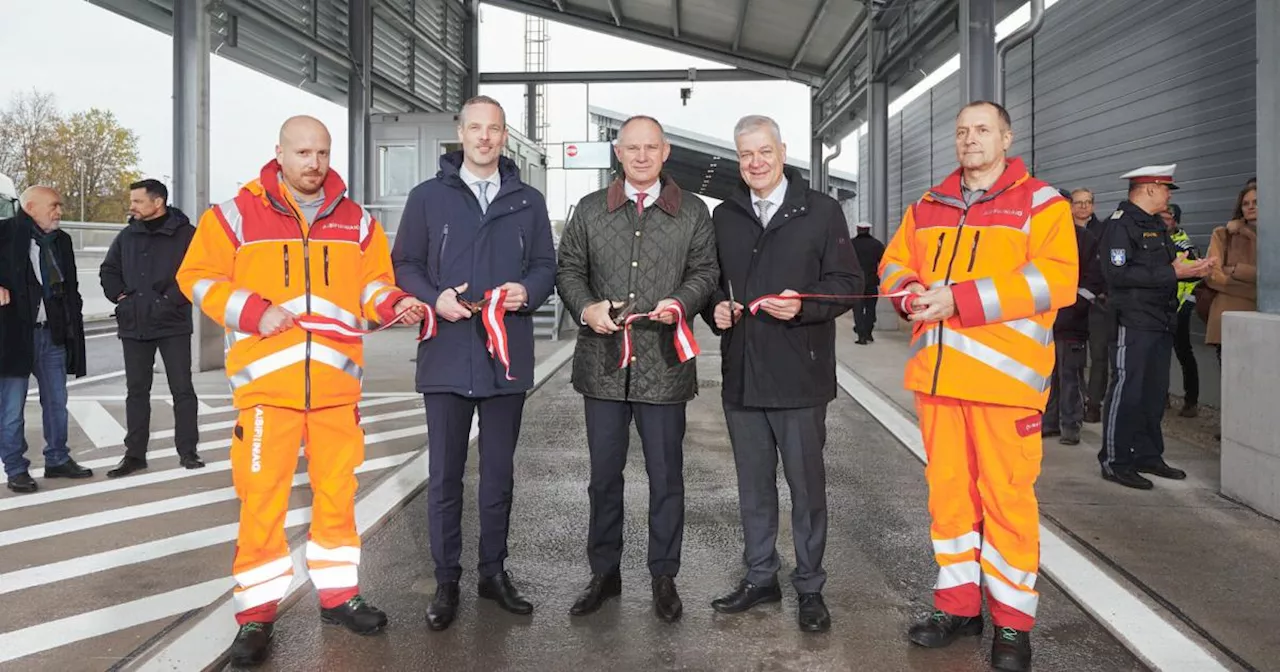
[878,158,1078,411]
[177,160,409,411]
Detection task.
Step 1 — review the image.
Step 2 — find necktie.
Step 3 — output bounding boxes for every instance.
[757,200,773,226]
[635,192,648,216]
[478,181,490,214]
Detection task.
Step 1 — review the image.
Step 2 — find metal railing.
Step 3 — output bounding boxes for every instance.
[60,221,126,252]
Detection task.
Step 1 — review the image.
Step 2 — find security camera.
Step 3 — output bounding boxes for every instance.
[680,87,692,106]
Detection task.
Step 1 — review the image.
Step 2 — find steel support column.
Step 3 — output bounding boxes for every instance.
[173,0,218,371]
[525,83,539,142]
[465,0,481,98]
[1259,0,1278,313]
[810,134,825,193]
[348,0,373,203]
[867,26,889,243]
[959,0,997,105]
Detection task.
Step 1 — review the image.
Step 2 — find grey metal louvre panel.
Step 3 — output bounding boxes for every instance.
[315,0,348,44]
[901,94,932,207]
[371,86,410,114]
[858,131,868,222]
[931,74,958,185]
[888,113,903,236]
[1030,0,1255,245]
[415,49,448,109]
[253,0,310,27]
[417,0,447,43]
[445,70,464,112]
[445,3,465,59]
[373,14,412,87]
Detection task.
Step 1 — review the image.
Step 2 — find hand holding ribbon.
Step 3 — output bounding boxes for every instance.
[619,300,699,369]
[294,303,437,342]
[746,288,915,316]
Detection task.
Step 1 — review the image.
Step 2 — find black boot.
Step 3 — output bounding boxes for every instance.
[179,453,205,469]
[1101,466,1154,490]
[991,627,1032,671]
[797,593,831,632]
[710,578,782,613]
[228,622,274,667]
[1135,460,1186,480]
[652,575,682,623]
[569,571,621,616]
[907,610,984,648]
[426,582,459,631]
[320,594,387,635]
[478,570,533,615]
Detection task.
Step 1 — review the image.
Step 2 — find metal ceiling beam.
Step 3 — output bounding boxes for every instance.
[373,1,470,75]
[791,0,833,70]
[874,1,957,82]
[607,0,623,26]
[551,0,565,9]
[484,0,823,85]
[732,0,750,51]
[481,68,778,83]
[672,0,681,37]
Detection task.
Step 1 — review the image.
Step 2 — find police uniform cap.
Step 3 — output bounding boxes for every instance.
[1120,163,1179,190]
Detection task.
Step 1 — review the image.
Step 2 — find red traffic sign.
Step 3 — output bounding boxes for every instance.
[567,144,578,157]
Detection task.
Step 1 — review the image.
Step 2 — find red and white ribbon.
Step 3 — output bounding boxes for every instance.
[745,289,914,316]
[619,302,700,369]
[295,307,436,343]
[480,288,516,381]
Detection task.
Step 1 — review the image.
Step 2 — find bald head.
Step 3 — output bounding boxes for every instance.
[20,185,62,231]
[275,115,332,199]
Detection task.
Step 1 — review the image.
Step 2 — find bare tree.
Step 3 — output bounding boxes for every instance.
[0,89,62,189]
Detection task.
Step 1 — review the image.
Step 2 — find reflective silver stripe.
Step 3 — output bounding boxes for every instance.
[982,543,1038,589]
[947,330,1049,392]
[1103,326,1129,470]
[306,541,361,565]
[974,277,1003,322]
[233,575,293,612]
[234,556,294,588]
[1021,214,1032,234]
[230,343,307,390]
[309,565,359,590]
[310,342,363,380]
[217,198,245,245]
[223,289,254,331]
[1077,287,1096,301]
[1020,264,1053,314]
[192,278,215,308]
[935,561,981,590]
[932,531,982,556]
[1006,318,1053,347]
[361,281,391,306]
[280,295,362,330]
[984,570,1039,617]
[882,262,906,278]
[358,206,373,245]
[1031,185,1061,210]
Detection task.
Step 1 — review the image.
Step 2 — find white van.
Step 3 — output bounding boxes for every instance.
[0,172,17,218]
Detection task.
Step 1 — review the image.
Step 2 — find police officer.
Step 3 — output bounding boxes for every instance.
[1098,165,1214,489]
[1160,204,1202,418]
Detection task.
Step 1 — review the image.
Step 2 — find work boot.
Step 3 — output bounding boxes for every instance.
[990,626,1032,671]
[1179,403,1199,418]
[907,609,984,647]
[652,575,683,623]
[1135,460,1187,480]
[1058,427,1080,445]
[1084,405,1102,424]
[320,594,387,635]
[229,621,274,667]
[1101,466,1153,490]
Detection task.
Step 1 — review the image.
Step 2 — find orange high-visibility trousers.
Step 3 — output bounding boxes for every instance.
[229,404,365,624]
[915,393,1042,631]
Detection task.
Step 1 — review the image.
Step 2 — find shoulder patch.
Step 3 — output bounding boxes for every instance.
[1110,248,1127,266]
[1110,209,1124,220]
[1142,231,1159,238]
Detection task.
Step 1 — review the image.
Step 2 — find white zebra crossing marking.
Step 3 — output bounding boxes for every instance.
[65,400,126,449]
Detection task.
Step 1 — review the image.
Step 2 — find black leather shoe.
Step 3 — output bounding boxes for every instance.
[1102,467,1154,490]
[797,593,830,632]
[1136,460,1186,480]
[569,571,621,616]
[229,621,274,667]
[426,582,459,631]
[320,594,387,635]
[652,575,682,623]
[711,578,782,614]
[907,610,984,647]
[991,626,1032,671]
[44,459,93,479]
[107,456,148,479]
[6,472,37,493]
[478,570,533,615]
[180,454,205,469]
[855,337,869,345]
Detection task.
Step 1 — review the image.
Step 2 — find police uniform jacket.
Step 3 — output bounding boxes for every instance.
[1099,200,1178,333]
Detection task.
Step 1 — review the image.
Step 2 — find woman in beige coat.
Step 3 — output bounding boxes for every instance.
[1203,185,1259,357]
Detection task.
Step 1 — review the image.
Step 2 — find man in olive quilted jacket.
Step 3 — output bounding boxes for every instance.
[555,115,718,624]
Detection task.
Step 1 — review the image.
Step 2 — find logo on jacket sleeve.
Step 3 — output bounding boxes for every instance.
[1110,248,1127,266]
[1015,413,1042,438]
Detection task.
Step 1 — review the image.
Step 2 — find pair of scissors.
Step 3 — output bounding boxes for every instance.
[609,300,635,325]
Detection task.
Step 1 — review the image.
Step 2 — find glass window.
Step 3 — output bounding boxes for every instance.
[378,144,418,199]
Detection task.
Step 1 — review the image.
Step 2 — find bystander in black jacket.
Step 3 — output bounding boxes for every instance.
[99,206,196,340]
[0,209,87,378]
[702,167,864,408]
[1053,222,1106,341]
[1100,200,1178,333]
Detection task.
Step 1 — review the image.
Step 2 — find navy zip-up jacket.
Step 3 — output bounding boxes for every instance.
[391,152,556,397]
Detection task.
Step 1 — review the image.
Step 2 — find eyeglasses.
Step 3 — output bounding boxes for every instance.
[1071,200,1093,206]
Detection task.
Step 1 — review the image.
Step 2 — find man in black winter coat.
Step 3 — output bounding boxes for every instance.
[100,179,204,477]
[701,115,862,633]
[850,222,885,343]
[0,186,93,493]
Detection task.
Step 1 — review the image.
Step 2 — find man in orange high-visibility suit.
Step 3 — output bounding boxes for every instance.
[879,101,1077,672]
[177,115,427,667]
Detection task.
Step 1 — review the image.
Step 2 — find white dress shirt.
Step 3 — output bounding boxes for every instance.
[752,176,788,227]
[459,163,501,213]
[625,180,661,209]
[29,240,46,323]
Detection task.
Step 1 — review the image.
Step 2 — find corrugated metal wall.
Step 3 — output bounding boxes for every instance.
[870,0,1255,252]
